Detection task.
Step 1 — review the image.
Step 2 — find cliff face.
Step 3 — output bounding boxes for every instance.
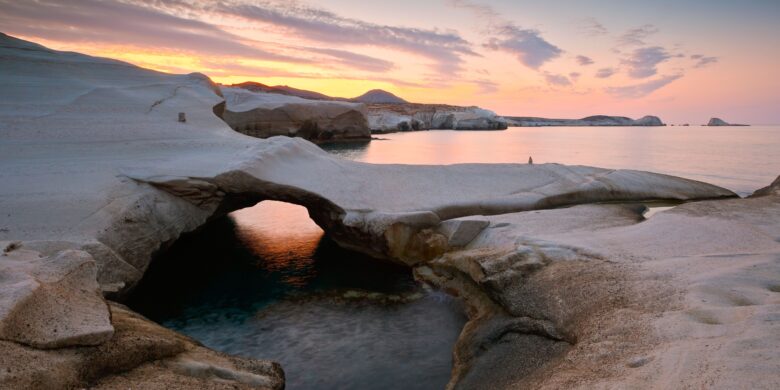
[367,103,508,133]
[219,87,371,142]
[505,115,664,127]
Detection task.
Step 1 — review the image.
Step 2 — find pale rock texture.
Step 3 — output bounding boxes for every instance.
[2,32,776,390]
[367,103,508,132]
[219,87,371,142]
[0,302,284,389]
[413,188,780,389]
[0,245,113,349]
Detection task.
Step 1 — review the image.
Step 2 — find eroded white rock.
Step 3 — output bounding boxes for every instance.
[0,245,113,348]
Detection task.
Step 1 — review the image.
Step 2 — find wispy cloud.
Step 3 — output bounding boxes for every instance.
[544,72,571,86]
[623,46,671,78]
[306,48,395,72]
[691,54,719,68]
[606,74,683,98]
[484,25,563,69]
[470,78,500,93]
[211,1,476,73]
[595,67,617,78]
[448,0,563,70]
[569,72,581,82]
[576,55,594,66]
[579,18,609,36]
[0,0,303,62]
[618,24,659,46]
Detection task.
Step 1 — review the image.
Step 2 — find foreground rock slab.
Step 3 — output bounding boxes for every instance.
[0,244,113,349]
[414,179,780,389]
[0,302,284,389]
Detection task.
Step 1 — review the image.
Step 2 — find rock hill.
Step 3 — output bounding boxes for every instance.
[352,89,408,104]
[707,117,749,126]
[505,115,665,126]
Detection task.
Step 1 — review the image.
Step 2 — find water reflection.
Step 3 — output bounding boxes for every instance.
[129,201,466,390]
[323,126,780,195]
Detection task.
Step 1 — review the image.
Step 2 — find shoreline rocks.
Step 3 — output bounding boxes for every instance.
[505,115,665,127]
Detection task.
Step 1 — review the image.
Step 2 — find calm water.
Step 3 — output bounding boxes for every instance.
[130,201,466,390]
[132,125,779,389]
[327,125,780,196]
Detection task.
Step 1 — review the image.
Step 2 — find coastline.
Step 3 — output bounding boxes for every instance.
[2,33,779,389]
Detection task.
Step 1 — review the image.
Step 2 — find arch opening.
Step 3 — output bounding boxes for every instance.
[128,200,467,390]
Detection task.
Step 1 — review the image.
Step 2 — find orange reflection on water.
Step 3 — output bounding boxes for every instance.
[231,201,324,288]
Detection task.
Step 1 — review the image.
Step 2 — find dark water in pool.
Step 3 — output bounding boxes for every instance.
[129,201,466,390]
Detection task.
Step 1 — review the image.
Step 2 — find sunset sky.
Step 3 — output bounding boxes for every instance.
[1,0,778,123]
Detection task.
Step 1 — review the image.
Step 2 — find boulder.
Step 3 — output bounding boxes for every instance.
[750,175,780,197]
[0,244,113,349]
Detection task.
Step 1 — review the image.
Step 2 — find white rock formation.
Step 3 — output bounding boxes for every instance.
[418,186,780,389]
[368,104,508,132]
[0,245,113,348]
[220,87,371,142]
[2,32,775,390]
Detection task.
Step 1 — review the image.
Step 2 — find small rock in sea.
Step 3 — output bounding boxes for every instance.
[627,356,653,368]
[528,156,533,164]
[178,112,186,123]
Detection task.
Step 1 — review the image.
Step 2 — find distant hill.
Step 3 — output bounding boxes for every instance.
[231,83,409,105]
[230,81,335,101]
[352,89,408,104]
[504,115,664,127]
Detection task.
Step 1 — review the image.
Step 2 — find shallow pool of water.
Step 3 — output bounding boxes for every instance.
[129,201,466,390]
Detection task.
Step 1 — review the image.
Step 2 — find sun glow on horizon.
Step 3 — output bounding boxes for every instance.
[6,0,778,123]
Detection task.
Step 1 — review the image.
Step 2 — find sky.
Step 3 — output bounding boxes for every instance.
[1,0,779,123]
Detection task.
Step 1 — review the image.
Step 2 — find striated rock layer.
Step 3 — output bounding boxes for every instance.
[3,32,778,389]
[218,87,372,143]
[368,103,508,132]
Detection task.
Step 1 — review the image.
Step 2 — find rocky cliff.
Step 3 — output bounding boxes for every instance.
[219,87,371,142]
[505,115,665,126]
[368,103,508,132]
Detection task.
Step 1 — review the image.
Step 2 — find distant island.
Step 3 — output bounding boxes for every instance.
[706,117,749,126]
[504,115,665,127]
